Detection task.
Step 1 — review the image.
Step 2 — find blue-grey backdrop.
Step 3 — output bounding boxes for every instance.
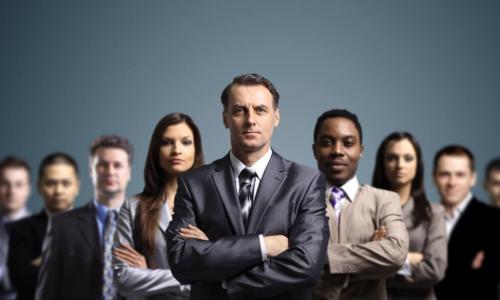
[1,1,499,212]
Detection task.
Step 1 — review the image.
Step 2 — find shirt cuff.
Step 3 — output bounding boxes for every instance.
[397,254,412,276]
[259,234,268,262]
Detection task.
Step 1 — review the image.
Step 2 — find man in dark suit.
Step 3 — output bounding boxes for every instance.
[0,156,31,300]
[433,145,500,300]
[7,153,80,300]
[167,73,329,299]
[35,135,133,300]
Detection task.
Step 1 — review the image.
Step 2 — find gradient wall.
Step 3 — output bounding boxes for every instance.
[1,1,499,211]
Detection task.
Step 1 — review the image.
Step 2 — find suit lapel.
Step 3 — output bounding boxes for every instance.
[211,155,245,235]
[76,202,102,263]
[246,152,287,234]
[338,185,364,243]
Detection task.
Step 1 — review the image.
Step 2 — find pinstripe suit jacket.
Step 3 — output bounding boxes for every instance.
[166,152,329,300]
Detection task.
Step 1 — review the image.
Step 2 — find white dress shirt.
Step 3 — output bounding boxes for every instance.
[444,192,473,237]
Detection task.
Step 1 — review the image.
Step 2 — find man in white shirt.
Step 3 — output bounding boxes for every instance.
[433,145,500,300]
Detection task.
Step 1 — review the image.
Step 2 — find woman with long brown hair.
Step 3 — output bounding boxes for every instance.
[372,132,447,300]
[112,112,204,299]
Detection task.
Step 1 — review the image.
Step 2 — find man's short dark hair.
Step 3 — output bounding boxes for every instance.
[433,145,475,172]
[0,156,31,175]
[313,108,363,144]
[220,73,280,110]
[90,134,134,165]
[38,152,79,179]
[485,157,500,180]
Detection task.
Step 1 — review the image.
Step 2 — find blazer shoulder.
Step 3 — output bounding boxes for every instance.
[361,184,400,202]
[9,211,45,232]
[282,158,322,180]
[180,158,220,182]
[51,203,93,225]
[430,202,445,215]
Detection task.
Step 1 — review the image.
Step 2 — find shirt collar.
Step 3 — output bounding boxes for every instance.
[93,198,121,223]
[446,192,473,219]
[230,148,273,179]
[326,176,360,202]
[0,207,29,223]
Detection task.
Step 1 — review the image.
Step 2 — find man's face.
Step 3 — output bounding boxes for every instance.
[485,170,500,208]
[0,167,31,214]
[313,117,363,186]
[90,147,131,198]
[39,164,79,214]
[223,84,280,159]
[433,155,476,207]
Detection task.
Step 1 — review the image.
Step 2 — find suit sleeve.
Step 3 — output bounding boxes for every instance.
[166,175,264,283]
[224,172,329,298]
[7,222,40,296]
[34,218,60,300]
[387,204,447,289]
[113,198,183,296]
[330,191,409,281]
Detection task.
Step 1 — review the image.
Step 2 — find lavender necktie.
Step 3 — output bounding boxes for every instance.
[330,186,345,209]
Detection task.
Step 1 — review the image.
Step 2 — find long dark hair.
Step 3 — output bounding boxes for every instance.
[136,113,204,261]
[372,132,432,226]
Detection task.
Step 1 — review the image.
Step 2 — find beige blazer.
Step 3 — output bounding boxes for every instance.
[386,199,447,300]
[313,185,409,300]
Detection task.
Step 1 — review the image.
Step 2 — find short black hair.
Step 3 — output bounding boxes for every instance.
[90,134,134,165]
[433,145,475,172]
[0,156,31,175]
[485,157,500,180]
[313,108,363,144]
[38,152,79,179]
[221,73,280,110]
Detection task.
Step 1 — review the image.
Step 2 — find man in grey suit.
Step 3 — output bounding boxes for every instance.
[312,109,409,300]
[166,73,329,299]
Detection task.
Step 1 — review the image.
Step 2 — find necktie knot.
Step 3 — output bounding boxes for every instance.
[330,186,345,208]
[105,210,117,225]
[239,168,256,184]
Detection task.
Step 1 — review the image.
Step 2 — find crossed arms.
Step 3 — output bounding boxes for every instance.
[166,172,329,298]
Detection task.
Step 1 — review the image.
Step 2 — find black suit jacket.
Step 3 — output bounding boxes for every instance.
[7,210,48,300]
[35,202,106,300]
[167,152,329,300]
[435,198,500,300]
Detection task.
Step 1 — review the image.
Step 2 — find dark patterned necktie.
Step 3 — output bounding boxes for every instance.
[103,210,117,300]
[239,168,256,227]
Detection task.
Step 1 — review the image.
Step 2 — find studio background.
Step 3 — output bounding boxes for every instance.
[1,1,499,212]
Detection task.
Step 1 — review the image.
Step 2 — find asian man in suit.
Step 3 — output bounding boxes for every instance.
[311,109,409,300]
[8,153,79,300]
[433,145,500,300]
[166,73,329,300]
[35,135,133,300]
